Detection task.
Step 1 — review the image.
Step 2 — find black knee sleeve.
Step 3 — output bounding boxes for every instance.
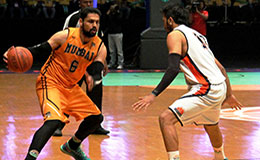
[28,120,63,152]
[75,114,104,141]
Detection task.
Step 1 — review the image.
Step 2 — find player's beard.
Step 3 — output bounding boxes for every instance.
[82,26,97,38]
[166,23,173,34]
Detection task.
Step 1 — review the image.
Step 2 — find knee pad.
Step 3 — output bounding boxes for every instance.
[83,114,103,125]
[43,120,64,132]
[75,114,104,140]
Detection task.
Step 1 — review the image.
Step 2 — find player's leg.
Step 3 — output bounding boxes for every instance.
[159,109,180,160]
[52,114,68,137]
[107,34,116,68]
[204,124,228,160]
[27,83,69,159]
[25,120,63,160]
[60,85,103,159]
[86,81,110,135]
[114,33,124,69]
[61,114,103,160]
[53,75,87,137]
[61,114,104,152]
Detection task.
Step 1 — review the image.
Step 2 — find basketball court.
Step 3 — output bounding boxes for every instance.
[0,69,260,160]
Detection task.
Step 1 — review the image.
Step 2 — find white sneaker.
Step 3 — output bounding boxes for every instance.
[117,65,123,69]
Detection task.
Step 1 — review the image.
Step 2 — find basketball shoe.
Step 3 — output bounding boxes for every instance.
[60,142,90,160]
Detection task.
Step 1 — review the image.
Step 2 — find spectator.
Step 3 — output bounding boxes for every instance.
[7,0,26,19]
[106,1,125,69]
[58,0,70,16]
[42,0,56,19]
[23,0,38,18]
[190,0,209,36]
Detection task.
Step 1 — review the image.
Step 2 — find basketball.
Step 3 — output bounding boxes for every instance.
[7,46,33,73]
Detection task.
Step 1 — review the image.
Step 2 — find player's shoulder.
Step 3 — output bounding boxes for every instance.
[167,29,185,41]
[53,29,69,42]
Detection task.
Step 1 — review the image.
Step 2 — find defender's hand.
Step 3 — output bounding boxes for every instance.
[222,94,243,110]
[132,94,156,112]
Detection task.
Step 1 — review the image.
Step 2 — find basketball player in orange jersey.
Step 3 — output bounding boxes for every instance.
[132,3,243,160]
[3,7,106,160]
[52,0,110,137]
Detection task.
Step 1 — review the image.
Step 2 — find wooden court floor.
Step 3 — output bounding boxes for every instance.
[1,73,260,160]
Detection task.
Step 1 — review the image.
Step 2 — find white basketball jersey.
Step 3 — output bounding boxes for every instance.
[174,25,225,86]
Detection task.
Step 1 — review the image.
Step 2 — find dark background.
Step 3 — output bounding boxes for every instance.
[0,1,260,70]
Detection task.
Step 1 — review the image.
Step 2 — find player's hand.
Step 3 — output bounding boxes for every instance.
[3,51,8,63]
[132,94,156,112]
[222,94,243,110]
[85,72,94,91]
[103,63,109,77]
[2,46,13,68]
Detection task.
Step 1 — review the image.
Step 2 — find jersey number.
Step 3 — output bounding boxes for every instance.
[69,60,79,72]
[193,33,208,49]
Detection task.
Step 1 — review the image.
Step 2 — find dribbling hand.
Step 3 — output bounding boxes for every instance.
[2,46,13,68]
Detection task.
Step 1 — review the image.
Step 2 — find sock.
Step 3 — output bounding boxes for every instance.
[68,136,82,150]
[213,145,226,160]
[168,151,180,160]
[25,149,39,160]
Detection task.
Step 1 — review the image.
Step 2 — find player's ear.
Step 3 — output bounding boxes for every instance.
[168,17,174,26]
[79,18,83,27]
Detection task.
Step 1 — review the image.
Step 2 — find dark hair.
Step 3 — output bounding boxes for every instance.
[161,3,190,26]
[198,0,206,10]
[80,7,102,20]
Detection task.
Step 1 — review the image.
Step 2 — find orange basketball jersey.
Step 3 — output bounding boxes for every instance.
[38,27,102,88]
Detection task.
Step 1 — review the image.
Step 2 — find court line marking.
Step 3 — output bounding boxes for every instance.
[220,106,260,122]
[141,85,260,91]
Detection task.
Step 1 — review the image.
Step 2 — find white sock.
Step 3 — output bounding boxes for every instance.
[168,151,180,160]
[213,145,226,160]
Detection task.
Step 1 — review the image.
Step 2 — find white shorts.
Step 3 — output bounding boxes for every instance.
[169,82,227,126]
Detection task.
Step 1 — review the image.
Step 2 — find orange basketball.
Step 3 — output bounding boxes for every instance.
[7,46,33,73]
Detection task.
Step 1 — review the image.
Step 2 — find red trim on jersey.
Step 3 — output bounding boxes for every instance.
[182,56,209,95]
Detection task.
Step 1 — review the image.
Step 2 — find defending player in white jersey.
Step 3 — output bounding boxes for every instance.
[132,3,243,160]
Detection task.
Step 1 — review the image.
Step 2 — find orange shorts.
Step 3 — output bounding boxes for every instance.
[36,76,101,123]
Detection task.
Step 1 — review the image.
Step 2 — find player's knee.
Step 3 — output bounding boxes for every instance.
[159,109,177,125]
[44,120,64,131]
[94,114,103,124]
[84,114,103,125]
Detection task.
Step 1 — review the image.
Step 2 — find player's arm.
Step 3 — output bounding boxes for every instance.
[151,31,182,96]
[27,29,69,55]
[3,30,68,63]
[85,43,107,91]
[215,58,242,110]
[215,59,232,97]
[132,31,182,111]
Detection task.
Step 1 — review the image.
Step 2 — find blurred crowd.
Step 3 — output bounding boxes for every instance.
[1,0,259,23]
[0,0,145,19]
[185,0,260,24]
